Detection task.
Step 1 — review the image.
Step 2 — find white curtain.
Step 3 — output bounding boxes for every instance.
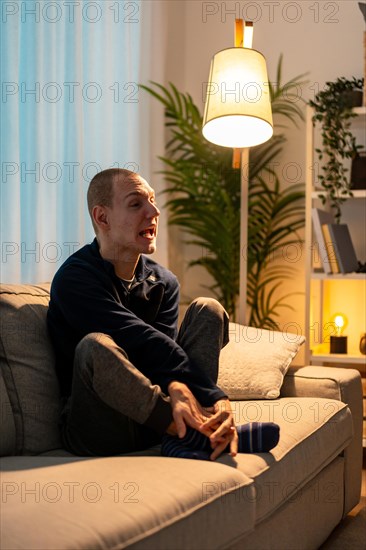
[1,0,167,283]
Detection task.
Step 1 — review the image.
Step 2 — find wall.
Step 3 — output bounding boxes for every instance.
[159,0,365,360]
[140,0,188,273]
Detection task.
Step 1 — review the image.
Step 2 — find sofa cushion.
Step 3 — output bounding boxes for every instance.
[0,284,61,455]
[217,396,353,524]
[0,455,255,550]
[218,323,305,399]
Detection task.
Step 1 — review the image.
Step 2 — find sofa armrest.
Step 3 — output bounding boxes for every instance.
[282,365,362,402]
[282,365,363,515]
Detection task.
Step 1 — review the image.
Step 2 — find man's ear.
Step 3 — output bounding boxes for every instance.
[92,205,109,231]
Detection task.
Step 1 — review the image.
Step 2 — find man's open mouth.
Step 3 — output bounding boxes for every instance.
[139,227,156,238]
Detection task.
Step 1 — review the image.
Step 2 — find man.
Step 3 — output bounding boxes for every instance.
[47,168,239,460]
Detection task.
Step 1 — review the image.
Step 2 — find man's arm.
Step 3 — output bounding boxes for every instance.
[153,277,237,458]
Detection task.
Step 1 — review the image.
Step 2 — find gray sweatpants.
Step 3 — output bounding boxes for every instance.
[61,298,229,456]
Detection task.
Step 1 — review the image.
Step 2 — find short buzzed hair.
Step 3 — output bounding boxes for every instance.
[87,168,138,234]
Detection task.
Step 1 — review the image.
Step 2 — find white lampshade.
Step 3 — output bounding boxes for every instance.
[202,47,273,148]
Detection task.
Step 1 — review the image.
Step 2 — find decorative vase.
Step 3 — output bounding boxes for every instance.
[351,151,366,189]
[343,89,363,108]
[360,333,366,355]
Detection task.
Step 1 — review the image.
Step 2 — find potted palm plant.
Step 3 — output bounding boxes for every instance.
[309,76,364,222]
[140,56,307,326]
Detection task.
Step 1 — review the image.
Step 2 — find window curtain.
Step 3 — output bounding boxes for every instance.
[1,0,162,283]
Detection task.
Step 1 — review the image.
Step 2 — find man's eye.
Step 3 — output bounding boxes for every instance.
[130,202,140,208]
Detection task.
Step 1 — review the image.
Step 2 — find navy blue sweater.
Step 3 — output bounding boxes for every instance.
[47,239,226,406]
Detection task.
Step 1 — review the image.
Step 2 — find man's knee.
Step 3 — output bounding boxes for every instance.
[75,333,128,364]
[76,332,111,354]
[190,297,228,318]
[184,297,229,349]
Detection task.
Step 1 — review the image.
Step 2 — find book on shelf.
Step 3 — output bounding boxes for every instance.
[321,223,359,274]
[311,208,334,273]
[321,224,340,273]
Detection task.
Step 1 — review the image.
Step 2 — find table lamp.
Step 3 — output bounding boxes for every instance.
[329,313,348,354]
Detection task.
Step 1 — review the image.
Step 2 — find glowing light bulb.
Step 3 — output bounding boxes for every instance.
[334,315,345,336]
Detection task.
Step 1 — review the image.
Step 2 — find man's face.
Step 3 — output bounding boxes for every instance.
[104,174,160,261]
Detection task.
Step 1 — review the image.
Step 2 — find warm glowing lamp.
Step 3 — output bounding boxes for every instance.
[330,312,348,354]
[202,20,273,323]
[202,47,273,148]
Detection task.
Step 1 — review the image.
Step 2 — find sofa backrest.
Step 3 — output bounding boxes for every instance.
[0,284,62,455]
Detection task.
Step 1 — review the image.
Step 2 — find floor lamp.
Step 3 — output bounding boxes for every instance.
[202,19,273,325]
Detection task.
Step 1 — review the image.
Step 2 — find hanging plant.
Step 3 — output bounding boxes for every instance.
[309,76,364,222]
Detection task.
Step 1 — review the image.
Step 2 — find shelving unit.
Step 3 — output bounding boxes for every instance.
[305,105,366,445]
[312,189,366,200]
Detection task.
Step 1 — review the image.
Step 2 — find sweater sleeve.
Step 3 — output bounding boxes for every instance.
[49,263,226,405]
[151,273,179,340]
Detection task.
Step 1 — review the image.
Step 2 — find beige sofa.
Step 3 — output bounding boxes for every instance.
[0,283,363,550]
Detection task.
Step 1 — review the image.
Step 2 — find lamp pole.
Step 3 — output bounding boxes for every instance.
[234,20,252,325]
[238,148,249,325]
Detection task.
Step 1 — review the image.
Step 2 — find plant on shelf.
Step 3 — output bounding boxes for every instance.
[309,76,364,222]
[140,56,306,327]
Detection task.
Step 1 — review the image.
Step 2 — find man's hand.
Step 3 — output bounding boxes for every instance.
[199,399,238,461]
[167,381,212,438]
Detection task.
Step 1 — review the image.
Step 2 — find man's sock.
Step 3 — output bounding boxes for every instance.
[161,422,280,460]
[237,422,280,453]
[161,427,211,460]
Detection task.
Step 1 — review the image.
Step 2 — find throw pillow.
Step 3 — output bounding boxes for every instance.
[218,322,305,400]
